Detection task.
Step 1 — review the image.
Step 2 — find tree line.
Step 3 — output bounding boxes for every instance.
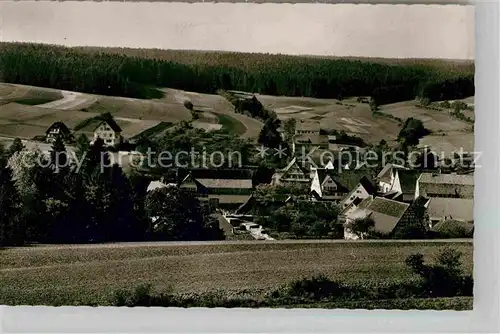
[0,43,474,103]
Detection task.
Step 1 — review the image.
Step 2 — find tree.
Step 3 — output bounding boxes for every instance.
[345,216,376,239]
[398,117,429,147]
[405,247,472,297]
[7,138,24,158]
[258,118,282,148]
[0,154,23,245]
[145,187,224,241]
[183,100,194,111]
[49,135,69,173]
[283,118,296,141]
[7,148,53,241]
[75,134,90,160]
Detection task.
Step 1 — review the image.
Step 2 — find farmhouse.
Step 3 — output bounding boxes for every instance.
[45,122,72,143]
[272,157,312,186]
[415,172,474,199]
[377,163,409,193]
[93,119,123,147]
[295,120,321,136]
[339,176,377,209]
[327,135,362,152]
[424,197,474,227]
[291,134,328,155]
[342,196,411,240]
[178,168,254,209]
[310,169,377,201]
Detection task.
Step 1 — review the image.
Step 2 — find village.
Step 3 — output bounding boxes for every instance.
[32,109,475,242]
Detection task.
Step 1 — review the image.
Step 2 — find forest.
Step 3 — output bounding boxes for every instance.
[0,43,474,102]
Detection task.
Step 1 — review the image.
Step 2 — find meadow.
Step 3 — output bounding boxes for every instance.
[0,83,262,141]
[0,240,472,306]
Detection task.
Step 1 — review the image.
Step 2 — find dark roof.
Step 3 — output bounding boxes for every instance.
[431,219,474,233]
[397,170,422,194]
[347,196,410,234]
[377,164,408,183]
[333,169,377,193]
[359,176,377,195]
[418,173,474,198]
[94,118,122,133]
[426,197,474,222]
[46,122,71,135]
[178,168,254,182]
[206,194,251,204]
[368,197,410,218]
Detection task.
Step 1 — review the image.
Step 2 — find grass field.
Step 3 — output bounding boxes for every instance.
[0,82,472,145]
[0,83,263,141]
[0,240,472,306]
[258,94,402,144]
[214,113,247,135]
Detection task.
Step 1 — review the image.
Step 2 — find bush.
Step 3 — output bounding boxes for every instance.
[405,247,472,298]
[183,100,194,111]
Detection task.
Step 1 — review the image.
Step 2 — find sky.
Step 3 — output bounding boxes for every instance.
[0,3,474,59]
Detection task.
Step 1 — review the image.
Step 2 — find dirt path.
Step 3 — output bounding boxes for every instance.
[38,91,97,110]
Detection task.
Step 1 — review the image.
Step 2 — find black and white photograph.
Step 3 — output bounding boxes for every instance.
[0,1,478,313]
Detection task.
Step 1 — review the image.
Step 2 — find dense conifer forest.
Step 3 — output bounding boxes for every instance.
[0,42,474,102]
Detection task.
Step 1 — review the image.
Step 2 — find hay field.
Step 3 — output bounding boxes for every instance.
[159,88,262,139]
[0,102,100,139]
[0,83,62,106]
[258,94,402,144]
[83,97,191,123]
[419,132,474,156]
[0,240,472,305]
[379,101,471,132]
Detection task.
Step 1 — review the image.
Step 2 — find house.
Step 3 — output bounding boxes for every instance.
[310,169,377,201]
[431,219,474,237]
[376,164,423,202]
[93,118,123,147]
[423,197,474,227]
[291,134,328,155]
[272,157,312,186]
[178,168,254,210]
[146,180,177,193]
[45,122,73,143]
[415,173,474,199]
[377,163,409,193]
[342,196,411,240]
[295,120,321,136]
[339,176,377,209]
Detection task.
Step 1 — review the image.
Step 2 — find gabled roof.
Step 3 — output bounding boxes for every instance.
[94,118,122,133]
[196,178,253,189]
[206,194,252,204]
[419,173,474,185]
[178,168,254,181]
[347,196,410,234]
[147,180,168,192]
[46,121,71,135]
[334,169,377,193]
[397,170,422,194]
[296,120,321,132]
[315,169,377,195]
[377,163,408,183]
[431,219,474,233]
[279,157,310,176]
[293,134,327,145]
[359,176,377,195]
[426,197,474,222]
[418,172,474,198]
